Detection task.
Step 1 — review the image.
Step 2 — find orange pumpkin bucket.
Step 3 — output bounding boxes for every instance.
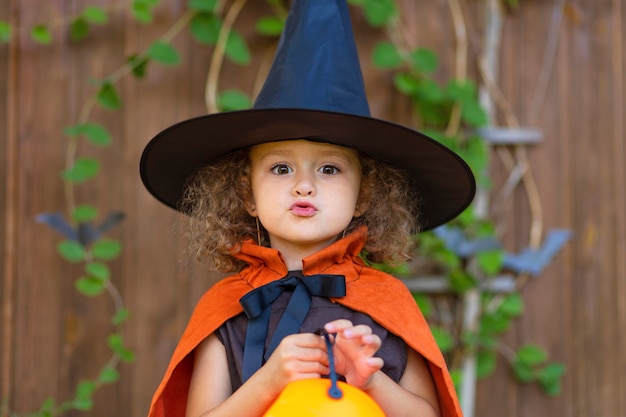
[263,331,386,417]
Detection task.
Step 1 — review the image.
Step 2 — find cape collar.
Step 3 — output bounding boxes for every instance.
[233,226,368,288]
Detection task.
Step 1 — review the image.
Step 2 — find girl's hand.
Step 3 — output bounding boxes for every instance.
[260,332,330,393]
[324,319,384,389]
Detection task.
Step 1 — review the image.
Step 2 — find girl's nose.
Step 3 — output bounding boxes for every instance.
[292,172,316,196]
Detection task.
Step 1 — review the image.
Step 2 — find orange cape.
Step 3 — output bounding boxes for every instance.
[148,228,462,417]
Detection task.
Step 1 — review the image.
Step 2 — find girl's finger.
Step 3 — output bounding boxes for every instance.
[324,319,354,333]
[360,334,382,356]
[341,324,373,338]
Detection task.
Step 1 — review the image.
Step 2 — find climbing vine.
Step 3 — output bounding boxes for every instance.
[0,0,566,415]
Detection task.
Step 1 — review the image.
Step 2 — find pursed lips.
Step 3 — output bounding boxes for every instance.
[289,201,317,216]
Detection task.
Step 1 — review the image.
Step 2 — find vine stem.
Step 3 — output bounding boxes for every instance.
[12,1,128,37]
[478,53,544,249]
[445,0,468,138]
[108,9,196,85]
[205,0,248,113]
[64,7,196,218]
[64,96,96,217]
[496,341,518,366]
[527,0,565,125]
[1,2,20,414]
[46,5,199,417]
[443,1,479,416]
[105,279,124,312]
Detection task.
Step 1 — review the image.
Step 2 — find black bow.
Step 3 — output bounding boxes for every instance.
[239,274,346,381]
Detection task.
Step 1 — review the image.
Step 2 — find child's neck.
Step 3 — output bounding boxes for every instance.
[269,237,339,271]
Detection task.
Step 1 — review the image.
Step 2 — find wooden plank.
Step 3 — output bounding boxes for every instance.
[1,0,625,416]
[1,0,17,411]
[610,1,626,415]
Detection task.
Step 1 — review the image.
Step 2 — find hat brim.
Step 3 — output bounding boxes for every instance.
[140,108,476,231]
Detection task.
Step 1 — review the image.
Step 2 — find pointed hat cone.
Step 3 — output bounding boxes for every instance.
[253,0,370,116]
[140,0,475,230]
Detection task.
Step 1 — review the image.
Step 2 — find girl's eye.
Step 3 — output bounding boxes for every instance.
[271,164,292,175]
[319,165,340,175]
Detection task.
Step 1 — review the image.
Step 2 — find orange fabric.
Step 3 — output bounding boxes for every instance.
[148,228,463,417]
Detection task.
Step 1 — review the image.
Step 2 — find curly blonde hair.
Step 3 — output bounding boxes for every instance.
[180,146,421,272]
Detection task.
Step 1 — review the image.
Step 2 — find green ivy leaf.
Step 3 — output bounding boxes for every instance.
[513,361,534,382]
[449,368,462,392]
[448,269,476,293]
[409,48,438,73]
[148,40,181,65]
[70,17,90,41]
[417,100,448,128]
[97,81,122,110]
[62,157,101,183]
[83,6,108,24]
[108,333,135,362]
[131,1,154,24]
[217,90,251,111]
[393,73,419,96]
[369,258,410,275]
[38,397,55,413]
[430,326,455,353]
[476,332,498,350]
[64,123,112,146]
[0,21,12,43]
[457,135,488,182]
[541,378,562,396]
[57,240,85,263]
[539,362,565,381]
[112,307,130,325]
[360,0,397,27]
[480,311,511,335]
[72,397,93,411]
[476,350,497,378]
[75,275,107,296]
[477,249,504,276]
[255,16,284,36]
[412,293,432,318]
[414,79,445,103]
[71,204,99,222]
[92,239,122,260]
[461,101,488,127]
[516,344,547,367]
[497,292,524,318]
[82,123,112,146]
[86,262,110,280]
[188,0,218,12]
[31,24,52,44]
[372,41,403,69]
[189,12,221,44]
[75,380,97,400]
[225,30,251,65]
[431,246,460,269]
[108,333,124,351]
[127,54,150,78]
[98,365,120,384]
[538,362,565,396]
[120,348,135,362]
[446,79,478,103]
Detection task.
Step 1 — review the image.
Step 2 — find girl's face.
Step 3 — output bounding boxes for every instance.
[246,139,362,259]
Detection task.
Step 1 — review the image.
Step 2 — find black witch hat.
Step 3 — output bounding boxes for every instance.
[140,0,475,230]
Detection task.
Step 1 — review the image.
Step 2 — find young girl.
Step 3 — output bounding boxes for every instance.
[140,1,474,416]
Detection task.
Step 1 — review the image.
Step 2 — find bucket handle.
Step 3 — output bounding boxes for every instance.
[319,330,343,400]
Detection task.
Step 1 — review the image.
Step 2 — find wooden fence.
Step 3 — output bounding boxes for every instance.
[1,0,624,416]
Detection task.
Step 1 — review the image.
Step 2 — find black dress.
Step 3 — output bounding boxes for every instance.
[215,271,408,393]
